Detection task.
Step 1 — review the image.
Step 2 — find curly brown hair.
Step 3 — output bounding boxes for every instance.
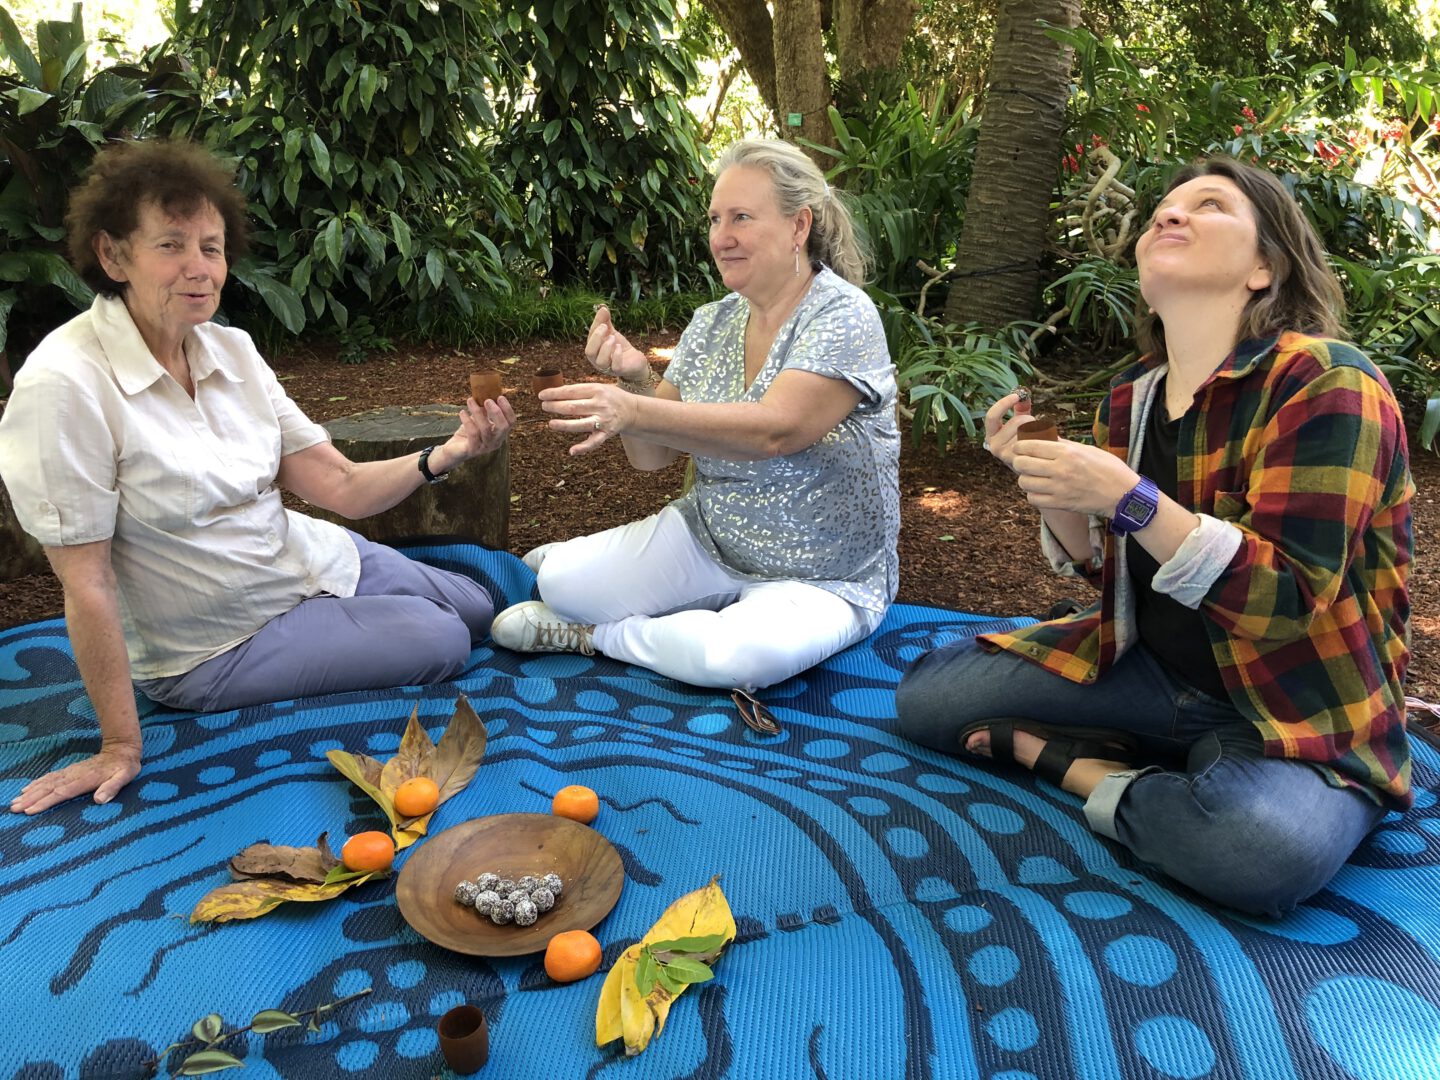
[66,139,250,297]
[1135,156,1346,360]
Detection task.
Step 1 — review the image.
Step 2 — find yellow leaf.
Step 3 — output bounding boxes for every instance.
[596,878,737,1055]
[330,696,488,850]
[595,956,625,1047]
[617,949,655,1056]
[190,871,376,924]
[326,749,391,818]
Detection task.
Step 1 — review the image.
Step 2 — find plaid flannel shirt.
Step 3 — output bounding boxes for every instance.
[983,332,1414,808]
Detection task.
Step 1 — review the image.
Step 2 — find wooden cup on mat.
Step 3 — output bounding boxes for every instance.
[531,368,565,394]
[469,370,504,405]
[437,1004,489,1073]
[1018,413,1060,441]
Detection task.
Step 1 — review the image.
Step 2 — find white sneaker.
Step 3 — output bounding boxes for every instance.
[521,543,558,574]
[490,601,595,655]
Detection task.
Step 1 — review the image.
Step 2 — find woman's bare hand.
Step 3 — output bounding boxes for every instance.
[982,390,1039,472]
[10,740,142,815]
[584,306,653,383]
[538,381,637,456]
[1012,438,1138,518]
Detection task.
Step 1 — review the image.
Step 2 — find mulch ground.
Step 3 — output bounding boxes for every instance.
[2,332,1437,732]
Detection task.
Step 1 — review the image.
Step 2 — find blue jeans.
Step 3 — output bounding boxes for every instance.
[137,532,493,712]
[895,635,1384,917]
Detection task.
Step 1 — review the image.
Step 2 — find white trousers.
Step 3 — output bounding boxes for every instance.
[534,506,884,690]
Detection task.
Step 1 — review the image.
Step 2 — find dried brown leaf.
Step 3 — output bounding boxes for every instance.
[431,696,487,802]
[229,832,340,883]
[378,706,437,795]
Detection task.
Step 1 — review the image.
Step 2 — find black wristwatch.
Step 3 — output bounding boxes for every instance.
[417,445,450,484]
[1109,476,1159,534]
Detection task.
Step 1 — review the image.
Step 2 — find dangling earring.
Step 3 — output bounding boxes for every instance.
[793,244,801,276]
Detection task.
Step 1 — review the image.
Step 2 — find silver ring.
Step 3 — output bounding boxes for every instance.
[593,418,602,431]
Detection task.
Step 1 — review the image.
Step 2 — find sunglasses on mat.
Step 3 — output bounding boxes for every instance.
[731,688,781,735]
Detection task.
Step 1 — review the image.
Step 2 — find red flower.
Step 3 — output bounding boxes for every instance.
[1241,106,1258,123]
[1063,154,1079,173]
[1136,103,1150,113]
[1091,134,1106,148]
[1234,124,1243,135]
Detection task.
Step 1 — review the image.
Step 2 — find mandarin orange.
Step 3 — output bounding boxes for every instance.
[340,830,395,872]
[551,784,599,824]
[393,776,441,818]
[544,930,602,982]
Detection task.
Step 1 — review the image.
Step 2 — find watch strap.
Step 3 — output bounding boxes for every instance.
[417,445,450,484]
[1109,476,1159,535]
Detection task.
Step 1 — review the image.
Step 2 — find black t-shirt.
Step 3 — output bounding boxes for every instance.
[1127,381,1230,700]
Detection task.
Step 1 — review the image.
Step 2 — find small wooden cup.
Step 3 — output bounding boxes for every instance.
[1019,413,1060,441]
[469,370,504,405]
[437,1004,489,1074]
[531,368,565,394]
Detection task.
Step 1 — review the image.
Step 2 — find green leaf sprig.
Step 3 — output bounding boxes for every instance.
[144,988,372,1076]
[633,932,729,997]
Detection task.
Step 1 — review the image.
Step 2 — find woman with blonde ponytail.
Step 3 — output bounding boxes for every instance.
[490,138,901,693]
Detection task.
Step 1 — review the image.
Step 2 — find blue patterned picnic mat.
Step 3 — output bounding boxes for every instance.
[2,543,1438,1080]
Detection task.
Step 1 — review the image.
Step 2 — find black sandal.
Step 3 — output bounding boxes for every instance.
[958,719,1141,787]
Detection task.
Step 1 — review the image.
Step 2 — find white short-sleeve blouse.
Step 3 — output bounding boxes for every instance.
[0,295,359,677]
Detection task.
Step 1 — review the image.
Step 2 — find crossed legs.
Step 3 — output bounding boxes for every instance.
[138,532,493,711]
[896,634,1384,916]
[524,506,883,690]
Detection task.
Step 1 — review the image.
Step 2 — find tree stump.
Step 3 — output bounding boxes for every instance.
[304,404,509,549]
[0,482,48,581]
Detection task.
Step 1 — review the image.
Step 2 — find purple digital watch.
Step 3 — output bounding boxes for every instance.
[1109,476,1159,535]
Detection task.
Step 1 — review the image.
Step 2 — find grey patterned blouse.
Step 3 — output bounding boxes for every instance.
[665,267,900,613]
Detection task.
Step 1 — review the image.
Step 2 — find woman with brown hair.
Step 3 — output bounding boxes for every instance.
[897,157,1413,916]
[0,140,516,814]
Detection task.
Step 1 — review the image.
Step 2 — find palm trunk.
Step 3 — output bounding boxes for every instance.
[944,0,1079,329]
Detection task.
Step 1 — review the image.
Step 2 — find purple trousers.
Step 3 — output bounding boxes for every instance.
[137,532,493,712]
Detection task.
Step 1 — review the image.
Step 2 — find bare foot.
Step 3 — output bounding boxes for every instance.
[964,728,1133,797]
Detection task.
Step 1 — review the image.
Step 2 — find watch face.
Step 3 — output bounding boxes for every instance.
[1121,494,1151,520]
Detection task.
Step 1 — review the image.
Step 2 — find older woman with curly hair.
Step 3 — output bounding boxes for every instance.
[0,139,515,814]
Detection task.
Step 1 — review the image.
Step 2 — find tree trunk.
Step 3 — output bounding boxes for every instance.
[698,0,778,116]
[944,0,1079,330]
[772,0,832,161]
[833,0,918,84]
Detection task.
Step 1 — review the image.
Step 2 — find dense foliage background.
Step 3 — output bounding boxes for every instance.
[0,0,1435,445]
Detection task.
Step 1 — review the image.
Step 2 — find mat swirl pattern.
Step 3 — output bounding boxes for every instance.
[2,544,1438,1079]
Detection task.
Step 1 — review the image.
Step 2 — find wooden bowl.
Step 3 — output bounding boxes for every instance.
[469,370,505,405]
[396,813,624,957]
[531,369,565,394]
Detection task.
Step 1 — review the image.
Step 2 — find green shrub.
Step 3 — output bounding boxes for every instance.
[463,284,717,346]
[811,84,980,298]
[0,5,195,370]
[490,0,714,301]
[152,0,524,343]
[892,316,1039,449]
